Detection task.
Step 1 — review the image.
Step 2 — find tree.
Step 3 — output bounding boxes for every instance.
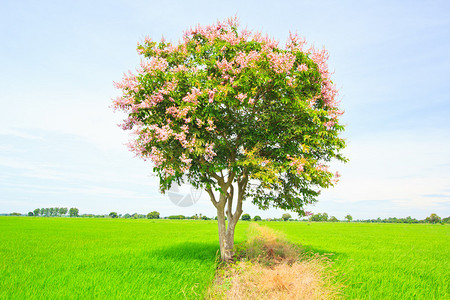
[329,216,338,222]
[69,208,79,217]
[345,214,352,222]
[426,213,441,224]
[253,215,262,221]
[147,211,160,219]
[109,212,118,218]
[113,18,346,261]
[282,213,292,221]
[308,212,328,222]
[28,212,34,216]
[168,215,186,219]
[33,208,40,217]
[241,214,251,221]
[59,207,68,216]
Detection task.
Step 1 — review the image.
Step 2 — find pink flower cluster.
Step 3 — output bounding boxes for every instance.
[252,32,279,50]
[204,142,216,162]
[297,64,308,72]
[216,58,233,73]
[138,57,168,74]
[148,124,173,141]
[331,171,341,184]
[149,147,166,167]
[267,52,296,74]
[207,88,217,103]
[163,79,178,92]
[139,92,164,109]
[236,93,247,102]
[309,47,339,108]
[183,16,241,45]
[119,115,141,130]
[182,87,202,104]
[206,119,216,131]
[234,50,261,69]
[166,106,191,119]
[316,164,329,172]
[324,120,336,130]
[171,65,190,73]
[287,155,305,175]
[112,95,134,111]
[113,71,139,92]
[286,32,307,53]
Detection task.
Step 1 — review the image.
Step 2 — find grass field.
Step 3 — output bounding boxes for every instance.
[0,217,246,299]
[1,217,448,299]
[265,222,449,299]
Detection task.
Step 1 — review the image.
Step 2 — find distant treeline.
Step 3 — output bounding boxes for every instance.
[23,207,79,217]
[305,212,448,224]
[5,210,449,224]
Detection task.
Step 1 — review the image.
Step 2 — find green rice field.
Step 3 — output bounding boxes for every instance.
[0,217,448,299]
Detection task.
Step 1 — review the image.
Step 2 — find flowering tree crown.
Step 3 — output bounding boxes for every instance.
[113,17,346,214]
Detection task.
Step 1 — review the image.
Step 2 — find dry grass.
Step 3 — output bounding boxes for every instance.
[208,223,342,299]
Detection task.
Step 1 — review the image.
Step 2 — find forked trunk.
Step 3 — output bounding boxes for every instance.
[216,208,239,262]
[207,170,248,262]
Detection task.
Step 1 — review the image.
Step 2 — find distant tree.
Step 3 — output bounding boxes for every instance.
[168,215,186,219]
[201,215,210,220]
[69,208,79,217]
[329,216,338,222]
[123,213,131,219]
[282,213,292,221]
[33,208,40,216]
[49,207,55,216]
[253,215,262,221]
[10,212,22,216]
[345,214,352,222]
[59,207,68,216]
[40,208,45,216]
[147,211,160,219]
[442,216,450,224]
[310,213,328,222]
[309,213,319,222]
[241,214,251,221]
[426,213,441,224]
[109,212,118,218]
[28,212,34,216]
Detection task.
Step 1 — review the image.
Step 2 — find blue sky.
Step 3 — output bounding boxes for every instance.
[1,0,449,219]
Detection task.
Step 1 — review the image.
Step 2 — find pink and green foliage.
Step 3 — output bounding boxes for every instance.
[113,17,346,215]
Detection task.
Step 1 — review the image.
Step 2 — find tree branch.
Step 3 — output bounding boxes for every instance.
[206,187,219,209]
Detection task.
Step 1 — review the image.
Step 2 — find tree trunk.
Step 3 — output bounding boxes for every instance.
[207,171,248,262]
[217,207,240,262]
